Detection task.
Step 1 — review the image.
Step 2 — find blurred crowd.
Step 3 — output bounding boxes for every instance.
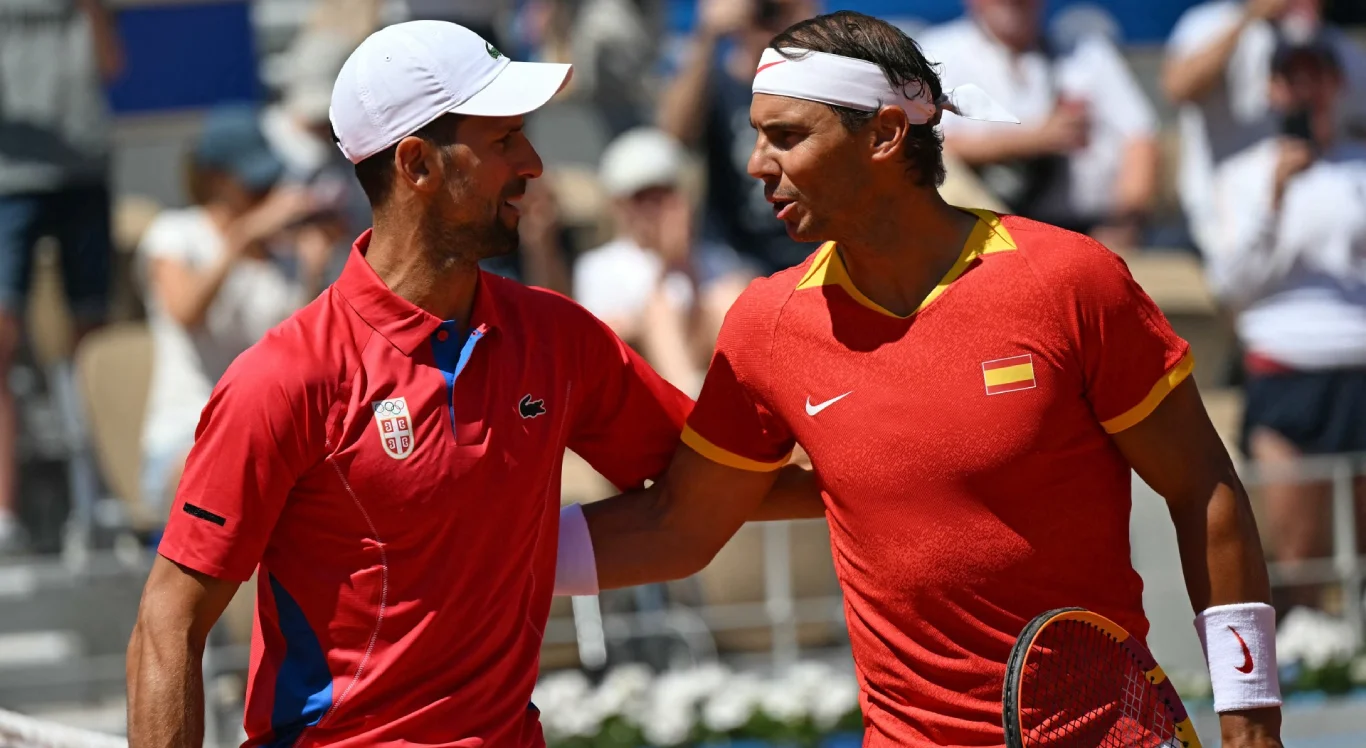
[3,0,1366,613]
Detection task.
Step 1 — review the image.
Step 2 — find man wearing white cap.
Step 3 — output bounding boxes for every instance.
[574,127,755,395]
[125,21,798,747]
[557,12,1284,747]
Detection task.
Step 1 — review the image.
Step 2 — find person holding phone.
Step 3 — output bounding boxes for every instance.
[919,0,1161,252]
[137,105,334,515]
[1165,0,1366,256]
[657,0,820,273]
[1206,34,1366,611]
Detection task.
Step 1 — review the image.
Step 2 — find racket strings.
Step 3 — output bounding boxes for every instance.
[1019,620,1178,747]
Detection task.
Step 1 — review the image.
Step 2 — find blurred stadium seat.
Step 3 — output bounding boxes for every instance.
[73,323,158,534]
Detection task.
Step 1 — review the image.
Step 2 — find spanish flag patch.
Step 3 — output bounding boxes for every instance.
[982,354,1036,395]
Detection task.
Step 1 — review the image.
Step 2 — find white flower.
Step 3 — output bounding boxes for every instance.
[559,706,606,739]
[592,663,654,722]
[532,670,594,740]
[809,673,860,730]
[1276,607,1358,669]
[759,675,809,724]
[642,698,695,747]
[703,673,763,733]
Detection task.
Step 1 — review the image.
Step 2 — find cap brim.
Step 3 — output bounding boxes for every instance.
[451,61,574,118]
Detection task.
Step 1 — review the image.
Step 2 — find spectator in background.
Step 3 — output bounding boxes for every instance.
[137,106,333,516]
[510,0,575,63]
[658,0,819,273]
[261,30,372,249]
[1205,37,1366,610]
[569,0,665,135]
[1165,0,1366,256]
[575,128,754,395]
[0,0,122,552]
[920,0,1160,252]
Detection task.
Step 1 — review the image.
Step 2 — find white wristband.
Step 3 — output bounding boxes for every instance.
[553,503,599,596]
[1195,602,1282,712]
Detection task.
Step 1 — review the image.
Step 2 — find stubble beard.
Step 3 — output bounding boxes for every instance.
[419,171,519,271]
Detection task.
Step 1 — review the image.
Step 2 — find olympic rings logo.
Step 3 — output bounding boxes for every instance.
[372,399,407,415]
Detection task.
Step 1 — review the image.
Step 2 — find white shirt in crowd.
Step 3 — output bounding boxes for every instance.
[919,17,1158,223]
[137,208,307,459]
[1167,0,1366,253]
[573,238,697,324]
[1209,139,1366,369]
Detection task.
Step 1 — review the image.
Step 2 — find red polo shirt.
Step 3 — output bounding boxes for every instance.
[157,231,691,748]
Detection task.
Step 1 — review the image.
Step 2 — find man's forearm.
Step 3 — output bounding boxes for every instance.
[944,128,1047,166]
[1173,475,1284,742]
[583,485,719,590]
[657,33,719,145]
[1169,474,1272,611]
[1163,15,1250,103]
[128,629,207,748]
[1114,137,1159,219]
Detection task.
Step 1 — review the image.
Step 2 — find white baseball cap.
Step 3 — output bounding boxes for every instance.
[599,128,686,198]
[329,21,573,164]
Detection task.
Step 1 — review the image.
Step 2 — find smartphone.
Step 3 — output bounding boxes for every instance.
[1280,108,1315,143]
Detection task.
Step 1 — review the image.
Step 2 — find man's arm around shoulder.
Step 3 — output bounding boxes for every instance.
[567,447,819,593]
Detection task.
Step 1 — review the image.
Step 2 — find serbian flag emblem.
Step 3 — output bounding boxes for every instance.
[982,354,1036,395]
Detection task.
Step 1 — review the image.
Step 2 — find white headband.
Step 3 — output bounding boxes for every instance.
[752,47,1019,125]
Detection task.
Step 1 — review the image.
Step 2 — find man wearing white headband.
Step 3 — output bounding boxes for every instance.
[556,11,1283,747]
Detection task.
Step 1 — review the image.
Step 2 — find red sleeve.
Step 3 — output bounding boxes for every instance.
[157,342,328,582]
[567,305,692,490]
[683,286,795,471]
[1040,235,1192,434]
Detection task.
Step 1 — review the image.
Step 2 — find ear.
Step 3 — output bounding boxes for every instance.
[868,105,911,165]
[393,136,443,195]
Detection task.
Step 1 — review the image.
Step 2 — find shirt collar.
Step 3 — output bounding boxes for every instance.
[336,229,504,356]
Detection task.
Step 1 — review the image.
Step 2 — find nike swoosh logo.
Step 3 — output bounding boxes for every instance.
[805,392,852,416]
[756,60,788,74]
[1230,626,1255,674]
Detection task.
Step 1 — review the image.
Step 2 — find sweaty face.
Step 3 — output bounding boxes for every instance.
[424,115,542,264]
[748,94,870,244]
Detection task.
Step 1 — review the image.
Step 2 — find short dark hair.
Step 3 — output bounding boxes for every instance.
[770,11,947,188]
[351,114,465,207]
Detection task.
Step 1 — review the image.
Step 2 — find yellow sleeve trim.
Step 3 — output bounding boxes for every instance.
[681,425,791,472]
[1100,352,1195,434]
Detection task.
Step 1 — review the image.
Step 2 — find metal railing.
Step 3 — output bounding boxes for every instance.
[1241,452,1366,646]
[556,455,1366,671]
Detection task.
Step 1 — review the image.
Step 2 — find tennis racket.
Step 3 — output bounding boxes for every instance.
[1003,607,1203,748]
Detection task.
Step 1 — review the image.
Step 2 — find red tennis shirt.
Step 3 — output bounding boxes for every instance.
[158,231,690,748]
[685,210,1192,747]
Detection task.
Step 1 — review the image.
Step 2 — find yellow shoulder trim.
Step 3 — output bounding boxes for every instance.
[1100,352,1196,434]
[681,425,791,472]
